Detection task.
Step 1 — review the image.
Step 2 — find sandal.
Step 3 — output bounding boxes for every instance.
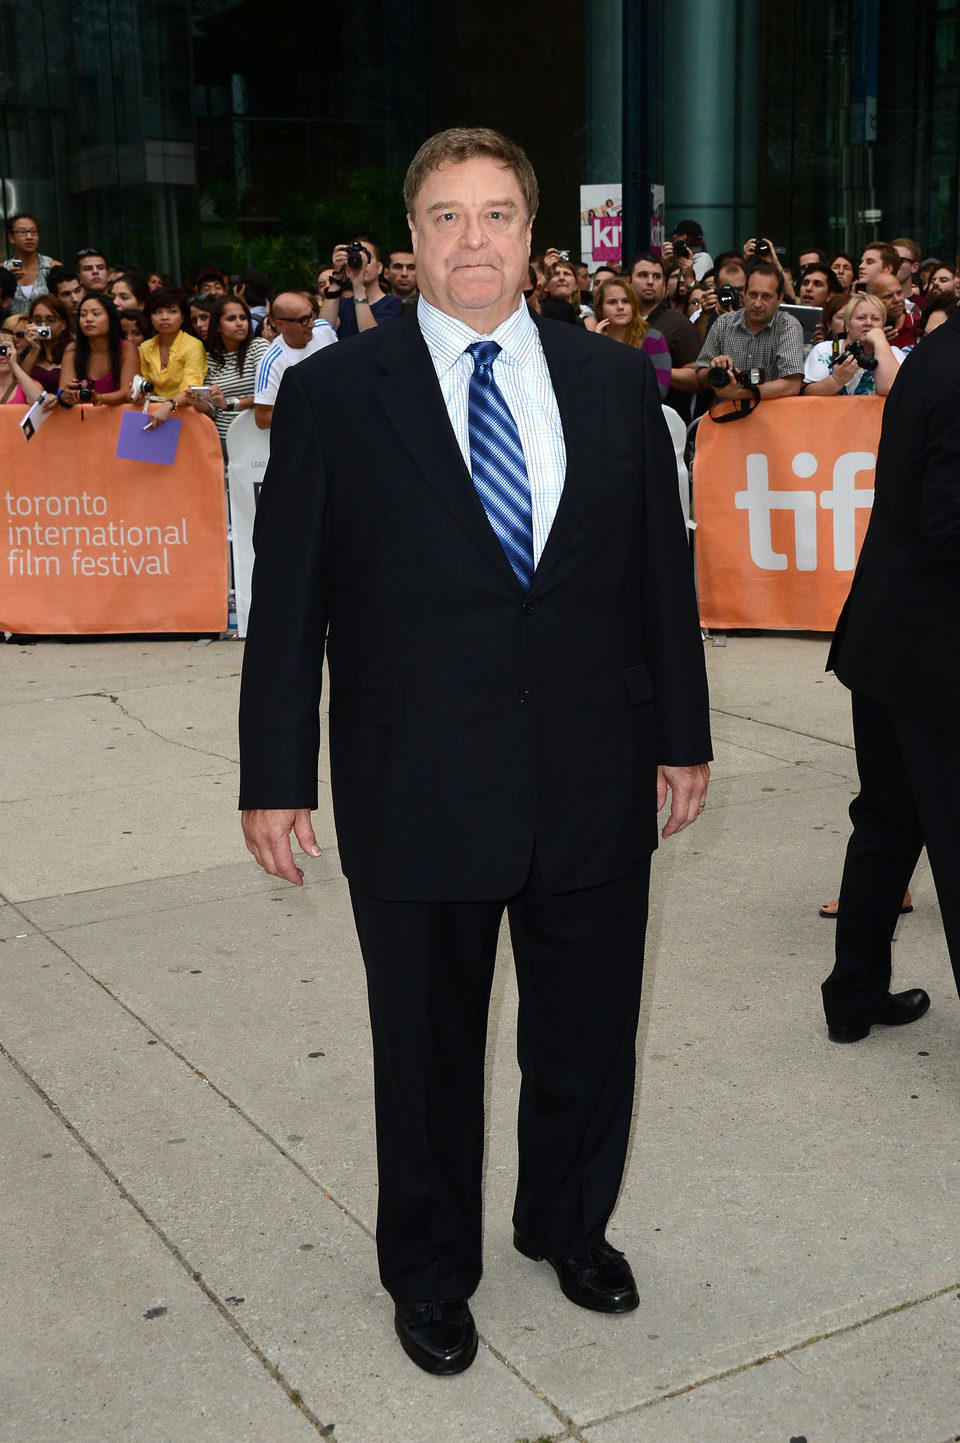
[819,890,913,919]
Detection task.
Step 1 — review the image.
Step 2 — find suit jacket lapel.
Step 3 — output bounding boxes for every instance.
[372,311,521,588]
[530,315,603,593]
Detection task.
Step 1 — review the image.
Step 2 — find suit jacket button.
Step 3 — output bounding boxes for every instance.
[517,689,529,703]
[522,600,535,613]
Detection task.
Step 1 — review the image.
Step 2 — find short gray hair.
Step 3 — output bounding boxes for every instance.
[404,127,539,222]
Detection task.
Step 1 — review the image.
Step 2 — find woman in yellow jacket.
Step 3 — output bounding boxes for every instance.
[138,285,207,426]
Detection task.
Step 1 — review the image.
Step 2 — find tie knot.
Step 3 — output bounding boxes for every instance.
[466,340,501,373]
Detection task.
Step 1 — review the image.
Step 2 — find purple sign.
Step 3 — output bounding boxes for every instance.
[115,411,182,466]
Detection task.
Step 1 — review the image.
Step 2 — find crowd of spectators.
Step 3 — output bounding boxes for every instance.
[4,207,959,436]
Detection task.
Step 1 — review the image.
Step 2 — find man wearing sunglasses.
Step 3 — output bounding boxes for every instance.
[254,291,337,429]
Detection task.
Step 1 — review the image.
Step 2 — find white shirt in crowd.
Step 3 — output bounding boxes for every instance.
[254,319,337,407]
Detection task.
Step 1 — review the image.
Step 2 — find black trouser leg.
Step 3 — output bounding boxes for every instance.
[508,856,650,1257]
[888,706,960,998]
[350,885,502,1304]
[823,693,924,1026]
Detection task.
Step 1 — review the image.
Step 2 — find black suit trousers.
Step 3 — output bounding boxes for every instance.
[349,854,651,1304]
[822,692,960,1024]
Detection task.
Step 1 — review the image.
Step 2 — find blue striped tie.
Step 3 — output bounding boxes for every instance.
[466,340,534,589]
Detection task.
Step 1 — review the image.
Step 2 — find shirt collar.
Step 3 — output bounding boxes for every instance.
[733,308,780,336]
[417,293,537,375]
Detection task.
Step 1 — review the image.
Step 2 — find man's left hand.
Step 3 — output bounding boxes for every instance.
[657,763,710,837]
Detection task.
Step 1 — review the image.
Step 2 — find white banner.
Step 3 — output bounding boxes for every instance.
[225,411,269,637]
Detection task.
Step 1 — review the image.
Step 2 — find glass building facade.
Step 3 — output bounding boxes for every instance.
[2,0,958,281]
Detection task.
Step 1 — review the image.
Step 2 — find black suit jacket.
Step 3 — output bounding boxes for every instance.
[239,310,711,900]
[828,307,960,729]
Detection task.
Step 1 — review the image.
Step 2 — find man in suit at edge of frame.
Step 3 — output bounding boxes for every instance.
[822,305,960,1043]
[238,127,712,1374]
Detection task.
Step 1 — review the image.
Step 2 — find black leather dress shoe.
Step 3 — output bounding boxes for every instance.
[827,988,930,1044]
[514,1231,639,1313]
[394,1298,477,1374]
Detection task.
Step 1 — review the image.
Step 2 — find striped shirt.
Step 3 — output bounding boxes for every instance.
[417,295,566,565]
[207,336,268,442]
[254,319,337,407]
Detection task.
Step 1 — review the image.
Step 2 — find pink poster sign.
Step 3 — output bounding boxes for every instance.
[591,215,622,262]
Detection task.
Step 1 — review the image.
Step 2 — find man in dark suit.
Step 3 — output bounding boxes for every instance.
[822,307,960,1043]
[239,128,711,1374]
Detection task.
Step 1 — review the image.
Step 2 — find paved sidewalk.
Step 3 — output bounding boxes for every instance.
[1,633,958,1443]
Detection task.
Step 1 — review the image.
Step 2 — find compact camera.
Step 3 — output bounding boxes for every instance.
[130,374,156,401]
[556,249,571,262]
[0,342,11,357]
[345,239,371,271]
[35,324,52,340]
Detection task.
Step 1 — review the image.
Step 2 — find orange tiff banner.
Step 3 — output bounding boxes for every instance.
[692,396,883,632]
[0,405,227,634]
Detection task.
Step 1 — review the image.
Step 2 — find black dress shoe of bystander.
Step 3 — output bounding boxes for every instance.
[514,1231,639,1313]
[827,988,930,1044]
[393,1298,478,1374]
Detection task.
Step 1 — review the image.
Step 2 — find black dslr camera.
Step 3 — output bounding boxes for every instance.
[839,339,878,372]
[77,379,95,403]
[751,238,772,257]
[716,284,740,310]
[345,239,371,271]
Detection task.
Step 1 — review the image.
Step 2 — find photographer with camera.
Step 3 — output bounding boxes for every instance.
[0,338,58,408]
[742,236,797,301]
[4,214,61,316]
[59,293,139,408]
[319,237,401,339]
[662,220,712,282]
[801,293,903,396]
[695,262,803,402]
[693,254,747,343]
[19,294,72,391]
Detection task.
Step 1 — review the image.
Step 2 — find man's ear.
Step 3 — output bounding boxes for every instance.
[407,213,417,252]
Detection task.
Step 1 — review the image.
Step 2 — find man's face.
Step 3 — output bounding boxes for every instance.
[894,249,917,288]
[629,261,664,305]
[799,269,831,306]
[858,248,887,283]
[201,277,228,297]
[77,254,108,291]
[928,266,957,297]
[870,273,904,323]
[408,156,532,331]
[55,278,84,315]
[743,273,780,328]
[271,293,315,349]
[385,251,416,296]
[797,251,821,272]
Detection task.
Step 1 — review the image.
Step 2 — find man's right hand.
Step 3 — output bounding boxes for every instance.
[242,808,322,887]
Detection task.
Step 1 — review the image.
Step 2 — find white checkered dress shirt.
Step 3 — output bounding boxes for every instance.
[417,295,566,565]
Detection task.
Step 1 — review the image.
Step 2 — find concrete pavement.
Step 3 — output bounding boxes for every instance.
[1,632,958,1443]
